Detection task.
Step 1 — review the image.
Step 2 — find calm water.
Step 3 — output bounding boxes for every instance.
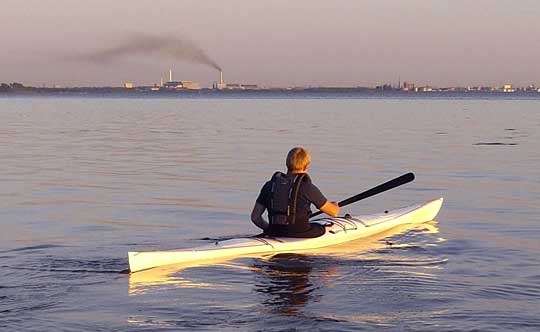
[1,96,539,331]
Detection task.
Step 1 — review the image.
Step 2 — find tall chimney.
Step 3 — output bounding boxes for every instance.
[220,70,223,85]
[169,69,173,82]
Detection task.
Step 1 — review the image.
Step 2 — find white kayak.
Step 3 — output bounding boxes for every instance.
[128,197,443,273]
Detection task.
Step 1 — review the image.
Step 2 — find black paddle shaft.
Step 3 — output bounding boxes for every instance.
[309,172,415,218]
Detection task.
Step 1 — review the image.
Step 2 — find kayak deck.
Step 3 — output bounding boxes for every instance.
[129,197,443,273]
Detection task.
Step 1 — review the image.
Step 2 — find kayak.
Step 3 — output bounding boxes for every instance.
[128,197,443,273]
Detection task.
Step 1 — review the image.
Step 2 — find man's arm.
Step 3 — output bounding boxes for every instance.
[251,202,269,230]
[319,200,340,217]
[306,183,340,217]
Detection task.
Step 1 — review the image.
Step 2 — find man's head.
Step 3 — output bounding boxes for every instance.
[286,147,311,173]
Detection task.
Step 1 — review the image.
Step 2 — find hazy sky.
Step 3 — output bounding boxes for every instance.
[1,0,539,87]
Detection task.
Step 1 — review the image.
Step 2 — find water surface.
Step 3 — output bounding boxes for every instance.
[1,96,539,331]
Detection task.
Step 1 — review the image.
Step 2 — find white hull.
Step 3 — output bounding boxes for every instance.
[129,198,443,273]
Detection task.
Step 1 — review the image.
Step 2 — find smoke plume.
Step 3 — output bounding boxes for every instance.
[73,34,221,71]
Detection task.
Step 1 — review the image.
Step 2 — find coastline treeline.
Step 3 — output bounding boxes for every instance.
[1,82,28,93]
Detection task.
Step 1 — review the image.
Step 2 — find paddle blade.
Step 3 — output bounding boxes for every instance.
[309,172,415,218]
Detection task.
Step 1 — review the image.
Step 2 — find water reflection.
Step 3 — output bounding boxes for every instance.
[126,222,443,331]
[127,259,236,295]
[252,254,321,316]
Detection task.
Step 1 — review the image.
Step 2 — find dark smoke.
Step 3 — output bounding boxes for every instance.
[72,34,221,71]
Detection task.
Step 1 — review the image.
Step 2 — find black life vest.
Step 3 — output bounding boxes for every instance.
[268,172,311,226]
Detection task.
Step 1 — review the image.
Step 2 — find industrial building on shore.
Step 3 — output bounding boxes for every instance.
[161,69,201,90]
[123,68,257,91]
[212,70,258,90]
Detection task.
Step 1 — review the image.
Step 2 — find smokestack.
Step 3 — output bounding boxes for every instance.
[220,70,223,85]
[169,69,173,82]
[160,77,164,87]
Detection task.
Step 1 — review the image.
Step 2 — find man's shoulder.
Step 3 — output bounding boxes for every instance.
[260,179,273,193]
[256,180,273,205]
[300,178,325,197]
[300,174,317,188]
[302,180,320,192]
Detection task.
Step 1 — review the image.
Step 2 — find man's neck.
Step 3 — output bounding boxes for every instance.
[287,170,306,175]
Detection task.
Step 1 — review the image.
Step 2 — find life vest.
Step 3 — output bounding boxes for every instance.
[268,172,311,226]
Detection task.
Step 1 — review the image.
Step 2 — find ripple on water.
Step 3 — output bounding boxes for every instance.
[473,142,518,146]
[0,244,67,253]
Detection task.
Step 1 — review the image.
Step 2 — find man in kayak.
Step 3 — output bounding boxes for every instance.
[251,147,340,238]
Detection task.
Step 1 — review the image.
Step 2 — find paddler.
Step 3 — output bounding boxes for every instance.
[251,147,340,238]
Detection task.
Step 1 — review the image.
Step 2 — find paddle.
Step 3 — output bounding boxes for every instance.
[309,172,415,218]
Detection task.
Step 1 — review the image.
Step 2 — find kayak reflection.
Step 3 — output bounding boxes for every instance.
[127,258,239,295]
[252,253,338,316]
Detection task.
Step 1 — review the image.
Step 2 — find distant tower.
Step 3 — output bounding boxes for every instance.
[398,76,401,90]
[215,70,226,89]
[160,77,164,87]
[169,69,173,82]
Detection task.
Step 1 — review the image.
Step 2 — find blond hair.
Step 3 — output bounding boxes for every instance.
[286,147,311,172]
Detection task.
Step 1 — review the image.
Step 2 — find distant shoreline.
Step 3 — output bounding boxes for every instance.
[2,87,540,99]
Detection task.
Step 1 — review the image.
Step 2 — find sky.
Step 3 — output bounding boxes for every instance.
[1,0,539,87]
